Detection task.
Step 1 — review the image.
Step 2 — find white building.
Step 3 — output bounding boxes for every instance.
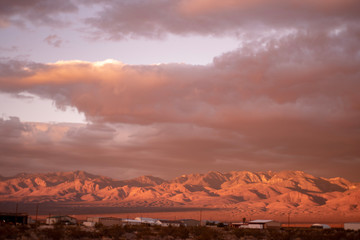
[156,219,182,227]
[83,217,122,227]
[121,219,142,225]
[135,217,158,225]
[311,223,331,229]
[180,219,201,227]
[344,222,360,231]
[46,215,77,225]
[238,220,281,229]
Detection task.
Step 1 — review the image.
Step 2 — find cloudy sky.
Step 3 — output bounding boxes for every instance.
[1,0,360,181]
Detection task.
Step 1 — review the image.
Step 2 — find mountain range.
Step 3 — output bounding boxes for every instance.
[0,170,359,220]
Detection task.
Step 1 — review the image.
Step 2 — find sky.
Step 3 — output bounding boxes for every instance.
[0,0,360,181]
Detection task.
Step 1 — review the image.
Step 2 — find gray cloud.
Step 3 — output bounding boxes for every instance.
[84,0,360,39]
[44,35,63,47]
[0,0,78,28]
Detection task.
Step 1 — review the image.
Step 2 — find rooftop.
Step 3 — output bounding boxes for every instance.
[249,220,275,224]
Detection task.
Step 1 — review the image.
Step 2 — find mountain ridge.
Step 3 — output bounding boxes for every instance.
[0,170,359,217]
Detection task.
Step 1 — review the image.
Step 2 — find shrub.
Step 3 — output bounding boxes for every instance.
[135,224,153,240]
[190,226,223,240]
[0,225,20,239]
[40,225,65,240]
[66,225,101,239]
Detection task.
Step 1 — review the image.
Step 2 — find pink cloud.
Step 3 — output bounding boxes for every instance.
[0,29,359,180]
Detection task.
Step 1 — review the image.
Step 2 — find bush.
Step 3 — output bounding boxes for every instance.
[66,225,100,239]
[190,226,223,240]
[123,224,137,233]
[217,222,225,228]
[176,226,190,239]
[40,225,65,240]
[158,225,190,239]
[0,225,20,239]
[135,224,153,239]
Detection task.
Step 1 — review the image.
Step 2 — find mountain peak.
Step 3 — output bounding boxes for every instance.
[72,170,99,179]
[133,175,166,186]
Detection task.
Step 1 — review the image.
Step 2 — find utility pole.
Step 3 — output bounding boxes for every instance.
[35,204,39,229]
[199,210,202,226]
[35,204,39,222]
[288,212,290,228]
[15,202,18,225]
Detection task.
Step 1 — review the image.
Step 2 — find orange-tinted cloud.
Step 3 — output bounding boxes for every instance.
[0,29,360,180]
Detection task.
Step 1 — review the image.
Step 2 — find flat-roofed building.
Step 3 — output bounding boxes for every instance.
[121,219,142,225]
[84,217,122,227]
[240,220,281,229]
[180,219,201,227]
[0,212,28,225]
[231,222,248,228]
[344,223,360,231]
[135,217,158,225]
[156,219,182,227]
[311,223,331,229]
[46,215,77,225]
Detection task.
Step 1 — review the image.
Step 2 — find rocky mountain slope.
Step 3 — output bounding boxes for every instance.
[0,170,359,216]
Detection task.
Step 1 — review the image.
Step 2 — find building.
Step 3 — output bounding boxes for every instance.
[180,219,201,227]
[311,223,331,229]
[83,217,122,227]
[205,220,220,226]
[46,215,77,225]
[235,220,281,229]
[231,222,248,228]
[121,219,142,225]
[135,217,158,225]
[156,219,182,227]
[344,222,360,231]
[0,212,28,225]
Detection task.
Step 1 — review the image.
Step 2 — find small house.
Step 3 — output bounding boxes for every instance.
[231,222,249,228]
[311,223,331,229]
[84,217,122,227]
[46,215,77,225]
[121,219,142,225]
[180,219,201,227]
[135,217,158,225]
[245,220,281,229]
[0,212,28,225]
[156,219,182,227]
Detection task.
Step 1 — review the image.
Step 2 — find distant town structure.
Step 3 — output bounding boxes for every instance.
[180,219,201,227]
[84,217,122,227]
[121,219,142,225]
[156,219,182,227]
[232,220,281,229]
[344,222,360,231]
[81,217,201,227]
[205,220,220,225]
[135,217,158,225]
[0,212,28,225]
[46,215,77,225]
[311,223,331,229]
[231,222,248,228]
